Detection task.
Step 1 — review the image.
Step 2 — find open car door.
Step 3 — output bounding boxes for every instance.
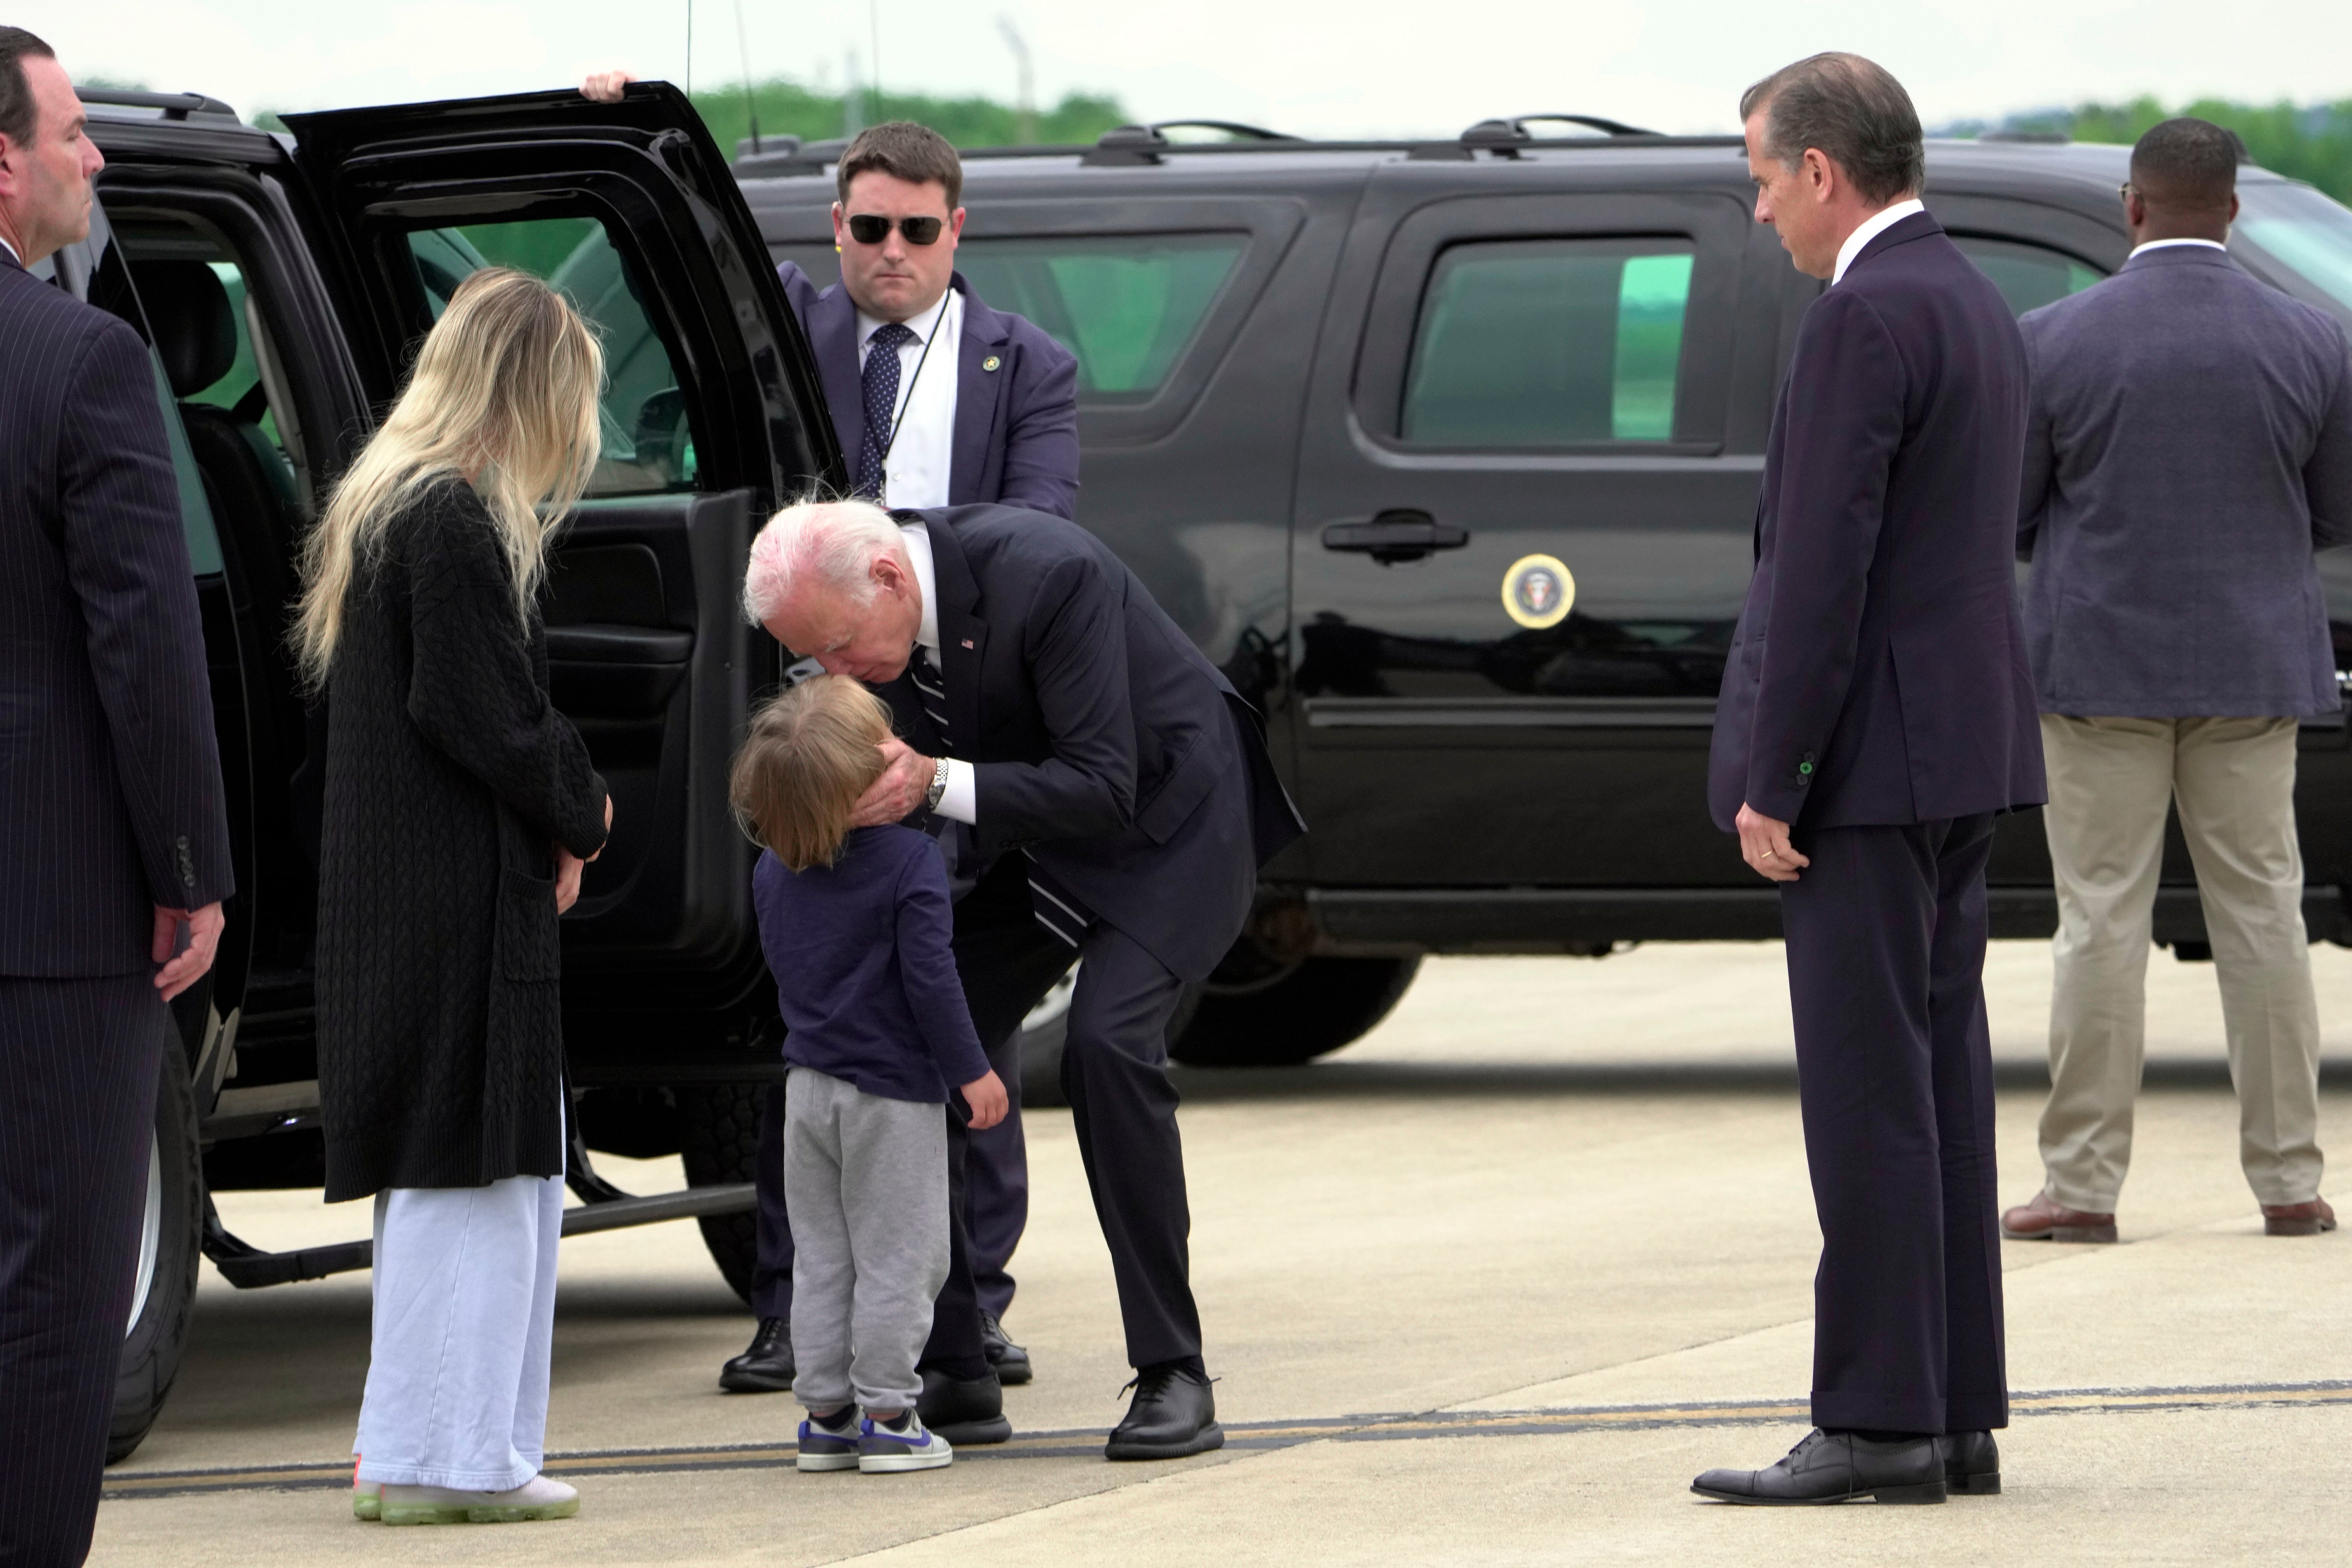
[284,84,843,1052]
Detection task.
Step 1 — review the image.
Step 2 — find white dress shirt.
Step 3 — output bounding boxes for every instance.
[2128,237,2228,260]
[898,522,977,823]
[0,234,18,266]
[857,286,962,509]
[1832,198,1928,285]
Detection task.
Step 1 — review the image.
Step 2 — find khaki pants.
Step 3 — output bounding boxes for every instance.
[2039,715,2324,1211]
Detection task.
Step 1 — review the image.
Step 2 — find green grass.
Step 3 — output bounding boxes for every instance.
[1983,98,2352,204]
[687,78,1129,157]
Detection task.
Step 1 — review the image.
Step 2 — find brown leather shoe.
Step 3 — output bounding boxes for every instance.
[1999,1189,2117,1243]
[2261,1198,2337,1237]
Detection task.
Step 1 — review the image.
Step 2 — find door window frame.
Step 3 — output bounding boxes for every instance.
[1351,191,1752,457]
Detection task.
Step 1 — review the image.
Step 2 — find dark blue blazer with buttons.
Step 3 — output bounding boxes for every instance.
[778,263,1081,521]
[1707,211,2046,834]
[0,250,233,975]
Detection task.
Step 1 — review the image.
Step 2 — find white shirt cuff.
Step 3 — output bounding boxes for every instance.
[935,758,977,824]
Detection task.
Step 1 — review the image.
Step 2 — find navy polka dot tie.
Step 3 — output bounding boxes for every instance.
[857,323,915,500]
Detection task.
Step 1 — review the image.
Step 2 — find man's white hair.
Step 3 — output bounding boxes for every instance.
[742,496,907,626]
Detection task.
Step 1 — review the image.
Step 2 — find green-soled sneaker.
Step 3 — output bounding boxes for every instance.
[378,1476,579,1524]
[353,1483,380,1521]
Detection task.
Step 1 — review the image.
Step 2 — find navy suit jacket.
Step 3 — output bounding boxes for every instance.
[778,263,1080,520]
[2018,244,2352,718]
[878,504,1304,983]
[0,250,233,975]
[1708,212,2045,833]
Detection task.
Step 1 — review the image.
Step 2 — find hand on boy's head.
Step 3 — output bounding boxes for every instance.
[849,736,933,827]
[962,1070,1008,1131]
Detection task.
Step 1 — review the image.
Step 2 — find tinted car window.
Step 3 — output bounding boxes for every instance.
[407,219,696,495]
[954,233,1245,399]
[1952,237,2102,316]
[1400,239,1695,445]
[2235,182,2352,322]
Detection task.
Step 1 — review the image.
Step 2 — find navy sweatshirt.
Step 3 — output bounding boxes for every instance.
[752,825,989,1103]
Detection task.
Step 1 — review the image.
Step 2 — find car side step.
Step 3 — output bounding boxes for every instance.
[199,1184,757,1289]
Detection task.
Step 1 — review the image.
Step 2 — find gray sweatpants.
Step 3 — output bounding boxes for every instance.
[784,1066,950,1412]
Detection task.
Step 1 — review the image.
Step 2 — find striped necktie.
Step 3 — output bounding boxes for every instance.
[911,640,1093,947]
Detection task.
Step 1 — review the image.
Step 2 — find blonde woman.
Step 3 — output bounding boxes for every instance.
[296,269,612,1526]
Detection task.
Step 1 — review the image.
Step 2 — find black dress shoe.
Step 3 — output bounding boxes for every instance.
[718,1317,795,1394]
[918,1366,1012,1445]
[1106,1366,1224,1461]
[1937,1430,2000,1494]
[1692,1429,1945,1505]
[981,1312,1033,1386]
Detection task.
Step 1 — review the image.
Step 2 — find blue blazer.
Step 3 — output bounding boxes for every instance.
[878,504,1305,984]
[0,251,233,975]
[2018,244,2352,718]
[777,262,1080,520]
[1708,212,2046,833]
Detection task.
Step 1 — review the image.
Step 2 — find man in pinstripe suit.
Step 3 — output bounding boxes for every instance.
[0,32,232,1564]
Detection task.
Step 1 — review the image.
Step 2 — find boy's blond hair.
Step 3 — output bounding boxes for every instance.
[730,676,895,871]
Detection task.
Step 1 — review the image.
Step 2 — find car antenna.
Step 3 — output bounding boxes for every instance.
[732,0,760,153]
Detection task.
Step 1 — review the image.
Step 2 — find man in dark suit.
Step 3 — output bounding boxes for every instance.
[0,30,233,1564]
[2001,119,2352,1249]
[1692,54,2044,1506]
[746,120,1080,1397]
[745,496,1302,1458]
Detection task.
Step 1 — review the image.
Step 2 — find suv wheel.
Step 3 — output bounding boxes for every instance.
[110,1040,203,1464]
[1168,956,1421,1068]
[678,1083,764,1305]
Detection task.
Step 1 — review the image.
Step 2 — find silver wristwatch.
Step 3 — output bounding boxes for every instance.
[923,756,951,813]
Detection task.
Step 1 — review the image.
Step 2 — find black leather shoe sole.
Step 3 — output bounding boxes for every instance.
[1106,1420,1225,1462]
[1947,1469,2001,1495]
[718,1362,796,1394]
[1690,1478,1947,1505]
[931,1415,1013,1445]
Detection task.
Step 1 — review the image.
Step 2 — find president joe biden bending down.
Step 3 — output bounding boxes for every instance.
[745,497,1303,1459]
[1693,54,2045,1506]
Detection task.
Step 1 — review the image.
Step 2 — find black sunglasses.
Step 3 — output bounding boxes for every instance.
[846,213,945,246]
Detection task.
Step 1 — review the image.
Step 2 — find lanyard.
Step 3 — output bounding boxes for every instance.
[874,291,949,482]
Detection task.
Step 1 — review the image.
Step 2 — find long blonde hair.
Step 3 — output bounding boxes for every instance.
[294,267,604,686]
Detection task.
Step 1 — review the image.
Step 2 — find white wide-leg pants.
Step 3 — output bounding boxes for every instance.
[352,1169,565,1490]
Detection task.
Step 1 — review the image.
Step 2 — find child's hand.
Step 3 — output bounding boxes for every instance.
[962,1070,1008,1131]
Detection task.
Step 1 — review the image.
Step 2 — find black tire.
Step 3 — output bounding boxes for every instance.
[109,1039,202,1464]
[1169,955,1421,1068]
[678,1083,765,1306]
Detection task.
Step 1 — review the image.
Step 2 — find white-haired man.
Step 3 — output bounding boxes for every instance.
[744,495,1301,1460]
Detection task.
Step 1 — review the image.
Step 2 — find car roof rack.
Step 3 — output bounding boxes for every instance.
[1081,119,1300,167]
[77,88,242,123]
[734,135,848,180]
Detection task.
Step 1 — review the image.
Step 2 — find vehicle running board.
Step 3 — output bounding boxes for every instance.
[199,1183,757,1289]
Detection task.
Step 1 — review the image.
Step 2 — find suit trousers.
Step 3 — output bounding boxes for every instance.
[0,974,165,1568]
[2037,715,2323,1210]
[926,855,1204,1373]
[750,1019,1029,1326]
[1780,816,2009,1436]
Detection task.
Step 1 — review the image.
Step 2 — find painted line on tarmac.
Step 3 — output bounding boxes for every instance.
[101,1378,2352,1500]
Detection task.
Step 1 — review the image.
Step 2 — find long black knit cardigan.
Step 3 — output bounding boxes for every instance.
[315,476,607,1200]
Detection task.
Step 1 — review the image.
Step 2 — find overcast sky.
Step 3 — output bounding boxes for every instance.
[41,0,2352,140]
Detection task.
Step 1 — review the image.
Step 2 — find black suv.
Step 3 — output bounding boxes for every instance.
[75,88,2352,1458]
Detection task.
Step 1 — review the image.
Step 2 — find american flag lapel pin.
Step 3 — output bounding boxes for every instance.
[961,639,975,649]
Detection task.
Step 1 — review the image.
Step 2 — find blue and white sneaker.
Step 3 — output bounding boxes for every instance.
[796,1408,861,1472]
[858,1411,953,1473]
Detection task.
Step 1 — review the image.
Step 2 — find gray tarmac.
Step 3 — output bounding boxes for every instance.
[93,941,2352,1565]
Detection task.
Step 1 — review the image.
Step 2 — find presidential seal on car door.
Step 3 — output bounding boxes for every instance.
[1501,553,1574,630]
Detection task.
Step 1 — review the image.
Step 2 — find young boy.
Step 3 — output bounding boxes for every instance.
[729,676,1007,1476]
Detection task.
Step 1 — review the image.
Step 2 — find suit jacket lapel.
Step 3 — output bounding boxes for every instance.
[1848,209,1942,274]
[924,515,988,749]
[950,275,1011,505]
[810,285,864,461]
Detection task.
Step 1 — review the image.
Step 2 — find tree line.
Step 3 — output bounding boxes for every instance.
[1954,97,2352,203]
